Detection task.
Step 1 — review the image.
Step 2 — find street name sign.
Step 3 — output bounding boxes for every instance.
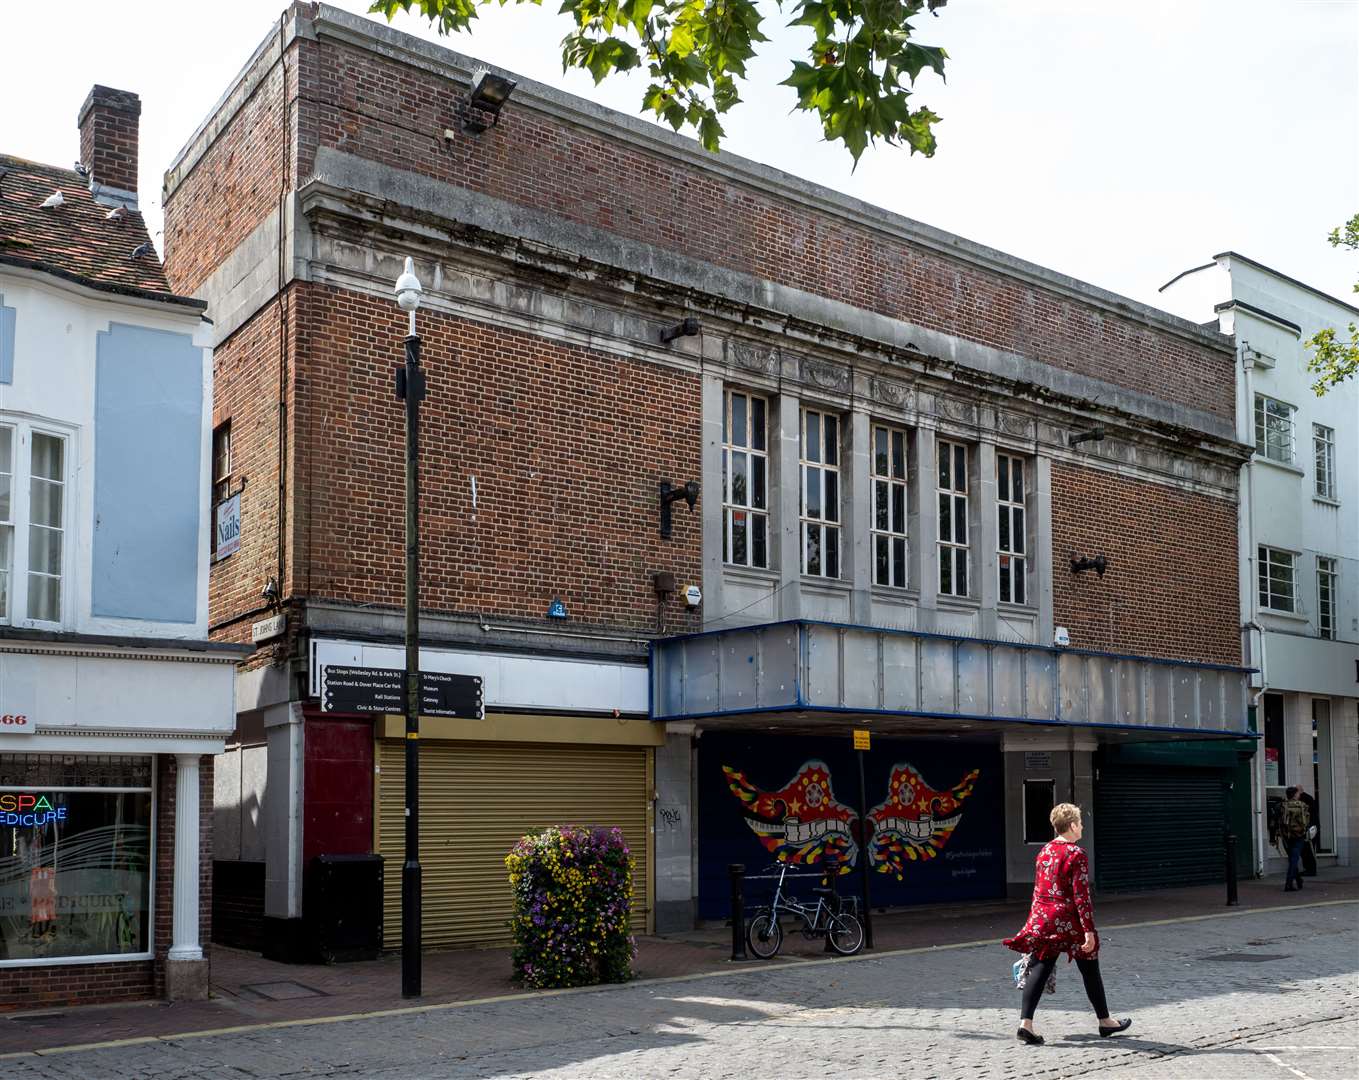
[320,665,484,719]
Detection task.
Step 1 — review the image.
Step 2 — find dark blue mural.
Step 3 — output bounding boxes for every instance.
[698,733,1005,918]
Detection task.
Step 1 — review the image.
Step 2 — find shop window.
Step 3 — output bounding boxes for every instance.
[1023,779,1055,844]
[722,389,769,569]
[997,453,1028,605]
[1262,693,1285,788]
[0,754,153,964]
[871,423,908,588]
[937,439,970,597]
[1312,699,1334,854]
[800,407,841,578]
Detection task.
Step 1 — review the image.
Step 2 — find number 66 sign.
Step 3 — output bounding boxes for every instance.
[0,714,33,734]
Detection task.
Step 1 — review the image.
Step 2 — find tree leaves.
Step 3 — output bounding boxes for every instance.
[371,0,947,162]
[1305,213,1359,395]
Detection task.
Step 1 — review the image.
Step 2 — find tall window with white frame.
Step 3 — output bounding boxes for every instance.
[871,424,908,588]
[1317,557,1337,640]
[0,425,11,622]
[997,452,1027,605]
[1254,394,1294,463]
[937,439,969,597]
[1258,545,1296,613]
[722,389,769,569]
[212,421,232,505]
[801,407,840,578]
[27,432,64,624]
[1314,423,1336,501]
[0,422,66,626]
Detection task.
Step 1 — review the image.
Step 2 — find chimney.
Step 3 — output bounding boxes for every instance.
[77,85,141,209]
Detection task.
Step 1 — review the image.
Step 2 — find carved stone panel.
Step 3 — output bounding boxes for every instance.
[871,377,914,411]
[934,396,979,425]
[729,339,779,376]
[801,356,851,394]
[994,410,1034,438]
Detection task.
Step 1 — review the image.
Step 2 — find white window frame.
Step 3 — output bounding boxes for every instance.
[212,421,232,506]
[1254,394,1295,464]
[871,423,908,589]
[800,407,841,579]
[1317,556,1337,640]
[722,389,770,570]
[997,452,1028,606]
[0,418,70,628]
[937,439,970,597]
[1313,423,1336,501]
[1258,545,1297,614]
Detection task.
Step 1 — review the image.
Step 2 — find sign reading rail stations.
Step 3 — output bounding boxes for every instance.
[320,665,484,720]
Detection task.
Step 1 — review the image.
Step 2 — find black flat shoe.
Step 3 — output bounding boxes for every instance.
[1099,1019,1133,1037]
[1016,1028,1044,1045]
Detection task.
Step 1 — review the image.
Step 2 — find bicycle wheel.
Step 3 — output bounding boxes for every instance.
[747,912,783,959]
[827,911,864,956]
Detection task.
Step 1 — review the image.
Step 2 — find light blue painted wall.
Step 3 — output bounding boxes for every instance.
[92,322,203,623]
[0,293,15,384]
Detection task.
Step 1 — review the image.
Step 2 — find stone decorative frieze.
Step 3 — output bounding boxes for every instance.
[871,377,913,410]
[994,410,1034,438]
[934,396,979,425]
[729,339,780,375]
[801,356,852,393]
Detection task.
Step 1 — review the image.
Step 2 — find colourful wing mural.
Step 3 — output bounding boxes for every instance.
[722,760,857,869]
[867,764,980,880]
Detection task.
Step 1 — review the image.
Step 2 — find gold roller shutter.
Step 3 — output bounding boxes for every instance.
[377,740,652,949]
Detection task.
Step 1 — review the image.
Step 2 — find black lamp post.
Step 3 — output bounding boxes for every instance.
[394,256,426,998]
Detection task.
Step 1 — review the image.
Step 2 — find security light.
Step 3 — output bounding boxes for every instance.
[659,480,700,539]
[1070,554,1108,577]
[464,68,518,134]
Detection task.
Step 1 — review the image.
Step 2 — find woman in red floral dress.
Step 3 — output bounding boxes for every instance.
[1003,803,1131,1045]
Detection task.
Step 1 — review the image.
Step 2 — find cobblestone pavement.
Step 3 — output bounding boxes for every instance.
[6,902,1356,1079]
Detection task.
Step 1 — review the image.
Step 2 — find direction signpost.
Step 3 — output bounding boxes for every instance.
[320,665,484,720]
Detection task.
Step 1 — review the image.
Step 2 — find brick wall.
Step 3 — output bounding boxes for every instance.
[289,28,1231,420]
[0,755,213,1010]
[206,291,297,667]
[291,283,703,630]
[162,57,291,296]
[78,85,140,198]
[1050,462,1239,665]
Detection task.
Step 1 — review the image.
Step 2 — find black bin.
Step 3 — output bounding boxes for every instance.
[306,854,384,963]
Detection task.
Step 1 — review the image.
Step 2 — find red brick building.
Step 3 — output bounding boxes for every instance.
[166,3,1252,947]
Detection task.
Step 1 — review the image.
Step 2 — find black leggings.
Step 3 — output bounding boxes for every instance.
[1020,955,1109,1021]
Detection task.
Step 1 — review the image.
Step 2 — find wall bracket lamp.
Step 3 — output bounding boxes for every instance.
[659,480,699,538]
[462,68,518,134]
[1070,554,1108,577]
[660,317,701,344]
[1069,425,1106,447]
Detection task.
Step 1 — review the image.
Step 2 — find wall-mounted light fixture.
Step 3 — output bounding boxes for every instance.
[659,480,699,538]
[660,317,700,344]
[1069,425,1106,447]
[1070,554,1108,577]
[462,68,518,134]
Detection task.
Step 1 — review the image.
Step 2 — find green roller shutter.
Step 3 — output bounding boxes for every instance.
[1094,765,1229,892]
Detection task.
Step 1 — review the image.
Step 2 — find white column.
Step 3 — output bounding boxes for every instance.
[168,753,203,962]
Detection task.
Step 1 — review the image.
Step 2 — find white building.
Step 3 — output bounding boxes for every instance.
[0,87,244,1005]
[1160,251,1358,876]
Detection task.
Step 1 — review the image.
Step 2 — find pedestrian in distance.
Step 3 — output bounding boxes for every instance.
[1297,785,1319,878]
[1003,803,1131,1046]
[1280,786,1310,892]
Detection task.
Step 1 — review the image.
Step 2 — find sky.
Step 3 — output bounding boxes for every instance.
[2,0,1356,316]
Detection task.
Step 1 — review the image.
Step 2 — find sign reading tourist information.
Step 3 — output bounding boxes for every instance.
[320,665,484,719]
